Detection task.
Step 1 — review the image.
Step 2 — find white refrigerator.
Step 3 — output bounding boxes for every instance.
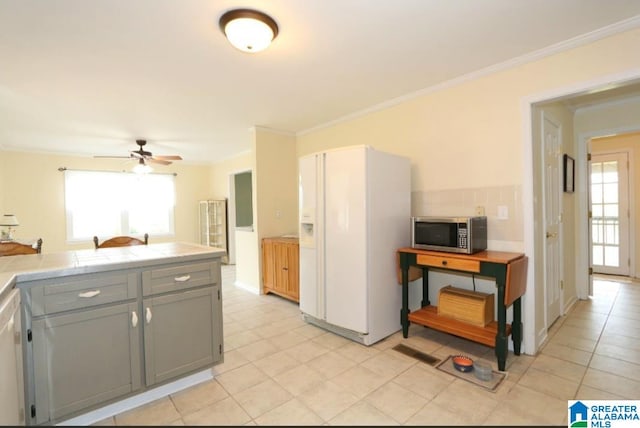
[298,145,410,345]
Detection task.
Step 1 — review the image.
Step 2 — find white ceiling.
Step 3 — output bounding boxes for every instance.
[1,0,640,164]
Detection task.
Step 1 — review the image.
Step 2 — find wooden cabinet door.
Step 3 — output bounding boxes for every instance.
[274,242,290,295]
[262,239,276,293]
[262,238,299,302]
[285,243,299,300]
[143,286,222,386]
[32,302,141,424]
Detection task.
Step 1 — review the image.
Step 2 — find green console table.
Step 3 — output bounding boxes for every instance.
[397,248,528,371]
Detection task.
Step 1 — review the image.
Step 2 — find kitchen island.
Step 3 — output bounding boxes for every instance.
[0,242,225,425]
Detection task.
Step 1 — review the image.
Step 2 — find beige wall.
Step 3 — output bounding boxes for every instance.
[0,150,211,252]
[591,131,640,276]
[208,128,298,294]
[296,27,640,354]
[254,128,298,239]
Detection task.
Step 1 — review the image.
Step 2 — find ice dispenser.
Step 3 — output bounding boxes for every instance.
[299,208,315,247]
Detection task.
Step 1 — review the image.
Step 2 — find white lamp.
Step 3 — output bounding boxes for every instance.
[0,214,19,240]
[219,9,279,53]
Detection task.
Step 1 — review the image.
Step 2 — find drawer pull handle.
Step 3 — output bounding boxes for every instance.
[174,275,191,282]
[78,290,101,298]
[145,307,153,324]
[441,260,447,266]
[131,311,138,328]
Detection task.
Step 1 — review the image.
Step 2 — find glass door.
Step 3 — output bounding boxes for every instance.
[590,152,629,276]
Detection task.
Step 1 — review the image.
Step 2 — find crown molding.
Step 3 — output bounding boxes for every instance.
[298,14,640,137]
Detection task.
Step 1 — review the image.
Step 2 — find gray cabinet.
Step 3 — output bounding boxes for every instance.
[25,270,140,425]
[31,302,141,424]
[143,287,219,385]
[142,259,223,386]
[20,256,223,425]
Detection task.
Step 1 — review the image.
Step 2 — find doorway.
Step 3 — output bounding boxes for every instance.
[590,150,631,276]
[525,74,640,354]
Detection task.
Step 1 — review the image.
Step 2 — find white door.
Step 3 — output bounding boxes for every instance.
[590,152,630,276]
[542,114,562,326]
[324,147,368,333]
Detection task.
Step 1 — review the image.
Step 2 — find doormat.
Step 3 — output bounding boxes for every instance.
[392,344,440,366]
[435,355,507,392]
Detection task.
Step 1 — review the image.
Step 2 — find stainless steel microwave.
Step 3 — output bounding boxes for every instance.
[411,216,487,254]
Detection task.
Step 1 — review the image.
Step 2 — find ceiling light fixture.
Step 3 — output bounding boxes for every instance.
[219,8,278,53]
[133,159,152,174]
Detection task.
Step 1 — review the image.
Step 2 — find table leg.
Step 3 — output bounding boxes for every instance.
[512,297,522,355]
[495,282,508,371]
[421,267,430,307]
[400,253,410,338]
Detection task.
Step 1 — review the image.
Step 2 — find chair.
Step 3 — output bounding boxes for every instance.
[0,238,43,256]
[93,233,149,249]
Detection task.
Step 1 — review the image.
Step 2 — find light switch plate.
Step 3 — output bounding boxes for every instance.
[497,205,509,220]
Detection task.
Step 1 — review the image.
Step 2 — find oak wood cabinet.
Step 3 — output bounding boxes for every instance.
[262,237,299,303]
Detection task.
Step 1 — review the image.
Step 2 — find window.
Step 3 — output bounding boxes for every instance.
[64,170,175,241]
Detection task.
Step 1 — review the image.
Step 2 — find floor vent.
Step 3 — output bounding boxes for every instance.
[392,343,440,366]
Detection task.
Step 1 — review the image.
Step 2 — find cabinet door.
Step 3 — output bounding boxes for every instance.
[32,302,141,424]
[274,242,290,294]
[262,239,276,293]
[143,286,222,386]
[286,243,300,301]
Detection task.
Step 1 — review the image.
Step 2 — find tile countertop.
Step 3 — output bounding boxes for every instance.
[0,242,226,300]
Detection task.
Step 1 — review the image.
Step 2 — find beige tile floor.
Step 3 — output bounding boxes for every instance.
[94,268,640,426]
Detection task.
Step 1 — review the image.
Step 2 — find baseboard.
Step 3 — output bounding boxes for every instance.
[58,369,213,426]
[233,280,259,294]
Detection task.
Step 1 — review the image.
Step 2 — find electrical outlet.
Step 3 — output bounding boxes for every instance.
[497,205,509,220]
[475,206,485,216]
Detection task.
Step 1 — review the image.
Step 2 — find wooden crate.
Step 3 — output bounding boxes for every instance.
[437,285,494,327]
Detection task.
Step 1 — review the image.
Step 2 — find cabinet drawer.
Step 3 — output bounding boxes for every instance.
[142,260,219,296]
[416,254,480,273]
[30,271,137,317]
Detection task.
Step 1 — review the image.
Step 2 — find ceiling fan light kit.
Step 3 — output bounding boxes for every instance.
[94,139,182,173]
[133,158,153,174]
[219,8,278,53]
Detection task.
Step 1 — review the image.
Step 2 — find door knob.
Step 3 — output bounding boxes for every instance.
[546,232,557,238]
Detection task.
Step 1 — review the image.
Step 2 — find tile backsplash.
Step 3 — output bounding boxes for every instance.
[411,185,523,245]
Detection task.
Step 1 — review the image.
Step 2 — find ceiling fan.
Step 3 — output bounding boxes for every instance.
[95,139,183,166]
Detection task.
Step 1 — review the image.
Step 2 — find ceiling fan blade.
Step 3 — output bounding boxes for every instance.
[147,158,172,166]
[94,155,132,159]
[153,155,183,160]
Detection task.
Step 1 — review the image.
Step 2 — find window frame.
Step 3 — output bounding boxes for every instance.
[64,169,176,243]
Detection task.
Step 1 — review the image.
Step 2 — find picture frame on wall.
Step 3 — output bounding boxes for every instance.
[563,154,574,193]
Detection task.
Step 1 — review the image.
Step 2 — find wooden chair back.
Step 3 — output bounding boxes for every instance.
[94,233,149,249]
[0,238,43,256]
